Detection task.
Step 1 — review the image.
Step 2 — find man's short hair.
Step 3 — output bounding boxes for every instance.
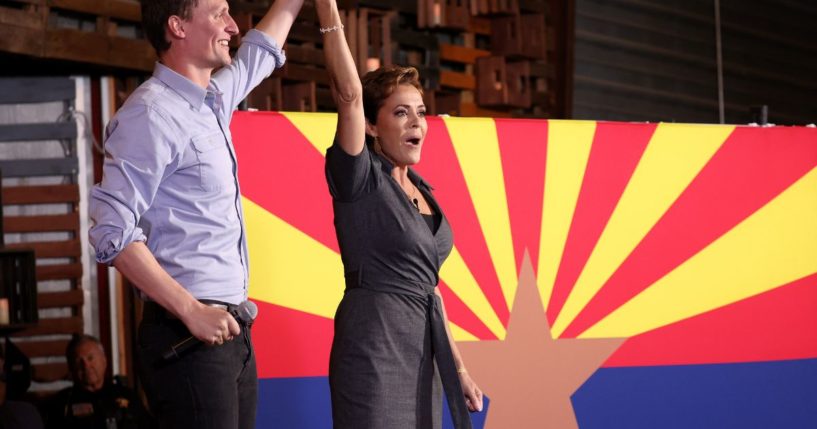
[141,0,199,56]
[65,334,104,369]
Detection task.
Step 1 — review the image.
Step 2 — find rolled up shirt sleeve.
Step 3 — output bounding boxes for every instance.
[89,103,181,264]
[212,29,286,113]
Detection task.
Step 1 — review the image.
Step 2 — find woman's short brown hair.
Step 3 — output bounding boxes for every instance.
[362,66,424,125]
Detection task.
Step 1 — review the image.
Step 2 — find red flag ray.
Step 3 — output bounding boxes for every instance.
[495,119,549,275]
[603,272,817,367]
[232,112,339,252]
[438,280,498,340]
[416,117,510,325]
[546,122,655,324]
[564,126,817,337]
[253,300,334,378]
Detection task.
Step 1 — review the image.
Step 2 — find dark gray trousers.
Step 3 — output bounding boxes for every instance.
[137,303,257,429]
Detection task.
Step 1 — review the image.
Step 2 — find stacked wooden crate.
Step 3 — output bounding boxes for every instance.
[474,1,552,116]
[233,0,555,117]
[0,0,154,72]
[234,1,331,111]
[0,0,558,117]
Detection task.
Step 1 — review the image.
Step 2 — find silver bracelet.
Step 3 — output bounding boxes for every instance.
[320,24,344,34]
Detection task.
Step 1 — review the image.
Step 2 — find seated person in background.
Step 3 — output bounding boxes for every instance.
[45,335,154,429]
[0,347,44,429]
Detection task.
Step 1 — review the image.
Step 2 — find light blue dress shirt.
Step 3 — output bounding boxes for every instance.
[89,29,285,305]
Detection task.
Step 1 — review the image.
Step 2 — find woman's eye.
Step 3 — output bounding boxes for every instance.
[418,111,426,117]
[395,110,407,117]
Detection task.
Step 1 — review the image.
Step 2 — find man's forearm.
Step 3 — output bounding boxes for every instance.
[112,241,201,320]
[255,0,305,47]
[113,242,241,344]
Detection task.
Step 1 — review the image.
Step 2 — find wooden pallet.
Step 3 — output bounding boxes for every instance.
[2,185,85,387]
[0,77,85,396]
[0,0,155,71]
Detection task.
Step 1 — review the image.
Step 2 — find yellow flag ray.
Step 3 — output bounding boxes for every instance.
[583,165,817,338]
[443,117,518,309]
[281,111,338,155]
[440,246,508,339]
[450,323,480,342]
[552,123,733,337]
[258,113,486,340]
[244,197,344,318]
[537,120,596,319]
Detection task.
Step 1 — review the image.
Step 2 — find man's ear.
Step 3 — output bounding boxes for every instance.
[167,15,186,40]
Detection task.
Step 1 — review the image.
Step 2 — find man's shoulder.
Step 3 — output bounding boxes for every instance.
[105,382,137,396]
[110,78,183,131]
[48,386,76,404]
[120,78,173,112]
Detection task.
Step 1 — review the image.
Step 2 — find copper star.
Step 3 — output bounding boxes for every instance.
[457,252,626,428]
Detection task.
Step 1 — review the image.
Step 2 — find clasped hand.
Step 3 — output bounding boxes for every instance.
[182,304,241,346]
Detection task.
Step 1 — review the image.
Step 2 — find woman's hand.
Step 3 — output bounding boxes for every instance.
[459,371,483,412]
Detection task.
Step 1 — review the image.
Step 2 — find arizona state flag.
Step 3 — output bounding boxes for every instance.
[231,112,817,428]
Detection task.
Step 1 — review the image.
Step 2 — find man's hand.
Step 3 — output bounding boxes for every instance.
[181,303,241,346]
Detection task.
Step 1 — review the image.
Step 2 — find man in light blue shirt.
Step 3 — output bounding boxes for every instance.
[89,0,304,427]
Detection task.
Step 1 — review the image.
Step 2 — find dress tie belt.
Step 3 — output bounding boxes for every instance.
[345,270,473,429]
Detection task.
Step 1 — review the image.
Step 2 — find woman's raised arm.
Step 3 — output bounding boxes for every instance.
[316,0,365,156]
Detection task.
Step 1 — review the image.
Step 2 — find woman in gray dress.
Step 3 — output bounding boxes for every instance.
[316,1,483,428]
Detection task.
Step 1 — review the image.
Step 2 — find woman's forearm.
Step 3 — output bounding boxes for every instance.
[316,0,365,155]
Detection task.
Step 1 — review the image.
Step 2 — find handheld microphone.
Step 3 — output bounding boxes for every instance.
[161,301,258,362]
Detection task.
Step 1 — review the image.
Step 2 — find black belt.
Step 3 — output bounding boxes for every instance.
[142,300,243,323]
[345,270,473,429]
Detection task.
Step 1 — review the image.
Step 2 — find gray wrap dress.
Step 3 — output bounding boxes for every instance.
[325,143,472,429]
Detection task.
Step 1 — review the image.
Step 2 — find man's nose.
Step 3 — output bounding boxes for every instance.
[226,14,239,36]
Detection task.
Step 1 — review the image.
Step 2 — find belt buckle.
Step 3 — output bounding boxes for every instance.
[205,302,229,311]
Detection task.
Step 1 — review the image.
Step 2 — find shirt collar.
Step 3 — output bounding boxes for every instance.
[153,62,219,111]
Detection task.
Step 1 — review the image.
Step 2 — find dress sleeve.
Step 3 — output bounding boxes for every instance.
[325,140,378,202]
[88,103,182,264]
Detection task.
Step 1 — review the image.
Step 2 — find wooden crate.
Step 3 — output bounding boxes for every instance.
[234,2,326,111]
[490,13,546,60]
[418,0,470,31]
[0,249,37,326]
[283,81,317,112]
[470,0,519,16]
[340,7,395,74]
[392,27,441,90]
[476,55,531,108]
[230,0,555,117]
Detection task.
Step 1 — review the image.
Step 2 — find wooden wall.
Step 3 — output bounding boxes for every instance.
[572,0,817,125]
